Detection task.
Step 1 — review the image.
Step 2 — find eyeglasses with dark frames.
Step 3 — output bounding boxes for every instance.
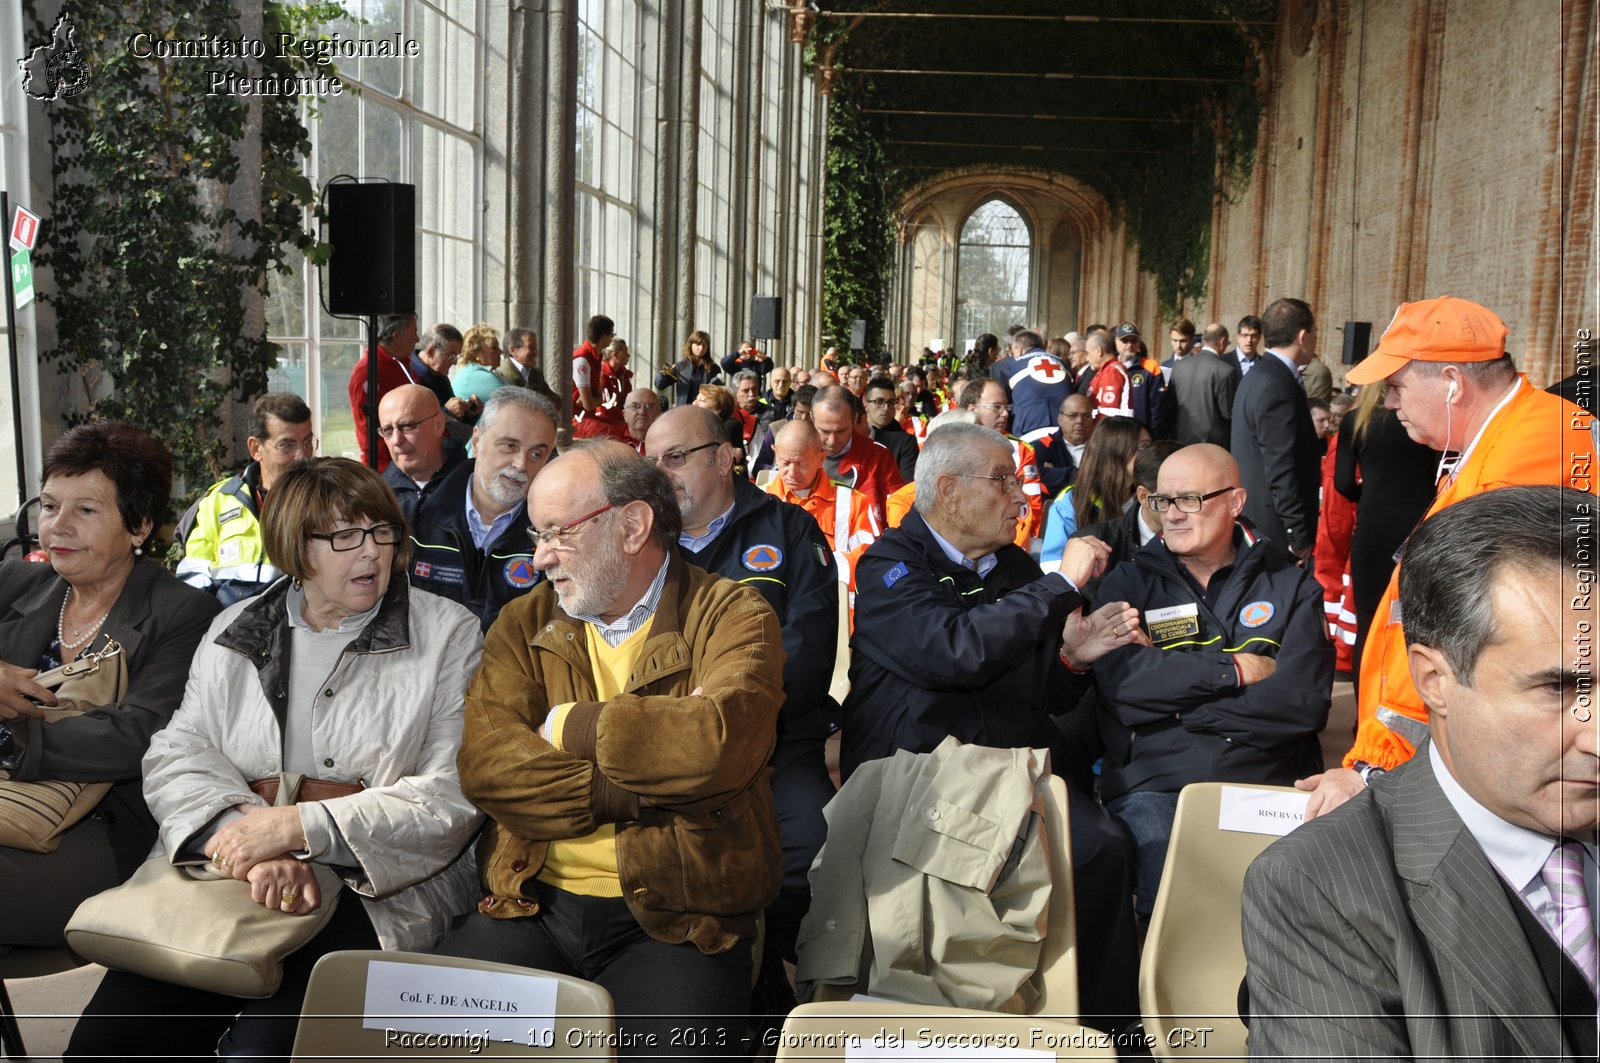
[529,504,616,550]
[1145,487,1238,514]
[309,523,404,551]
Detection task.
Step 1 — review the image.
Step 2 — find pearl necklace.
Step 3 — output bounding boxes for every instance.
[58,588,113,653]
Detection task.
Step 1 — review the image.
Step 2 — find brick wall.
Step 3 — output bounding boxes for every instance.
[1197,0,1590,386]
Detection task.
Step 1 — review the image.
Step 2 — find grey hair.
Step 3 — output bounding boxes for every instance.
[732,369,760,388]
[478,387,559,436]
[1405,353,1517,388]
[913,421,1009,518]
[1399,485,1590,685]
[1086,332,1115,357]
[505,327,533,352]
[423,323,462,351]
[569,439,683,549]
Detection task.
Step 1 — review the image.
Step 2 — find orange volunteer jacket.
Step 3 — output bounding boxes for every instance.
[1346,378,1598,771]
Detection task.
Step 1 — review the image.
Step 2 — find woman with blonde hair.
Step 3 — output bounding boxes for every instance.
[451,323,505,416]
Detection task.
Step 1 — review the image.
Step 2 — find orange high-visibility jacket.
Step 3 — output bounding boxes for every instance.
[1345,378,1598,771]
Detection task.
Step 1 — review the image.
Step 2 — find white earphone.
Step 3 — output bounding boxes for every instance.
[1446,379,1458,401]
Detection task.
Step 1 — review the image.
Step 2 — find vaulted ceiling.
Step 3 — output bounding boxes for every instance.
[807,0,1281,201]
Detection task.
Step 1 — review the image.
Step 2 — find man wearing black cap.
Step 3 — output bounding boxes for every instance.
[1112,322,1166,435]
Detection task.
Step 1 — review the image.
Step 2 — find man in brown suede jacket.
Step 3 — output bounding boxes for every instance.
[440,439,785,1057]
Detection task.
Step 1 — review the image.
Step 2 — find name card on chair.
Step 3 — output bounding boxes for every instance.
[362,959,559,1046]
[1217,786,1310,837]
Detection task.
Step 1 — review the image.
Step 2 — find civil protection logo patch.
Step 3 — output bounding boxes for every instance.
[503,557,539,588]
[1238,601,1276,628]
[742,544,782,572]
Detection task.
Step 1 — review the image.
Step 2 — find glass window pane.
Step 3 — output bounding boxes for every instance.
[360,0,404,98]
[442,135,473,236]
[265,255,307,339]
[363,101,404,180]
[319,343,363,461]
[957,199,1032,339]
[267,341,309,400]
[317,88,358,179]
[412,4,443,113]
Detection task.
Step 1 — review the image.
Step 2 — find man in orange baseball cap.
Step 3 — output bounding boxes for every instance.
[1298,295,1598,819]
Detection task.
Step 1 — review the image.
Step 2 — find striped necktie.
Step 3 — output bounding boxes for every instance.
[1541,839,1598,990]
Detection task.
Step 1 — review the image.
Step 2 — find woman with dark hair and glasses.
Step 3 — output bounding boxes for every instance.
[69,458,483,1062]
[0,423,222,948]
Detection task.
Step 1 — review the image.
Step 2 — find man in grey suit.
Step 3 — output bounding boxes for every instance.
[1243,485,1598,1061]
[1230,299,1321,559]
[1168,322,1239,447]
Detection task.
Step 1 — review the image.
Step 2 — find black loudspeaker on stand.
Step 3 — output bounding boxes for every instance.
[1342,321,1372,366]
[326,181,417,468]
[327,183,417,315]
[751,296,782,341]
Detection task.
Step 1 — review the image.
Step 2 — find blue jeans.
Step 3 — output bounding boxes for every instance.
[1107,789,1180,919]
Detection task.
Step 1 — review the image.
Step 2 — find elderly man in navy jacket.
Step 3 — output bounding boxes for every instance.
[844,420,1144,1032]
[1092,443,1332,919]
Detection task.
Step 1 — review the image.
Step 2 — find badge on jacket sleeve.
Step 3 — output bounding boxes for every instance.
[742,545,782,572]
[1145,602,1199,642]
[883,561,908,588]
[1239,601,1276,628]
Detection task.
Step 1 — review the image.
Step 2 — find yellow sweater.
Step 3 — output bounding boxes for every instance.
[536,623,649,897]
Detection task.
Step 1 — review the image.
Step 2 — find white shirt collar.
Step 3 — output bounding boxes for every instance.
[1137,512,1159,546]
[1429,743,1593,892]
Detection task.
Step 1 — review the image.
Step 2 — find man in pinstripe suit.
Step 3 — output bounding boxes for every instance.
[1243,485,1597,1061]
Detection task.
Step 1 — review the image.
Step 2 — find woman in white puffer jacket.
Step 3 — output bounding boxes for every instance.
[68,458,484,1063]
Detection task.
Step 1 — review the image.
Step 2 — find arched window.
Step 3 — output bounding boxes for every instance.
[956,199,1032,342]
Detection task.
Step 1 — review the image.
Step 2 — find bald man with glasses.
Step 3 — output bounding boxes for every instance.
[1088,443,1332,922]
[379,384,465,524]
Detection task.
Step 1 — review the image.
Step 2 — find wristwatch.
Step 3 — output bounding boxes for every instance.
[1352,760,1387,786]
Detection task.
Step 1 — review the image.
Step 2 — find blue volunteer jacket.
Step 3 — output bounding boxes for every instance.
[407,459,540,631]
[678,477,839,746]
[841,510,1085,780]
[1089,524,1332,801]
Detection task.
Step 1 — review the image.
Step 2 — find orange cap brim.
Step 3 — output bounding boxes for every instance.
[1345,351,1413,386]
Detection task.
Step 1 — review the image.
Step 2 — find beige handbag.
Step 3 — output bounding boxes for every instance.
[65,772,345,998]
[0,638,127,853]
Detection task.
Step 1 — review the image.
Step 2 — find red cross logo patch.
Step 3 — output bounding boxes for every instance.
[1029,357,1064,382]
